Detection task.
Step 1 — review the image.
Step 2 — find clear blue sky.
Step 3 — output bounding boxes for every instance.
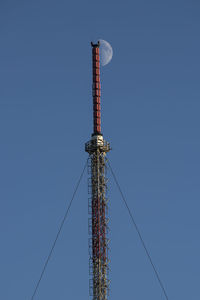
[0,0,200,299]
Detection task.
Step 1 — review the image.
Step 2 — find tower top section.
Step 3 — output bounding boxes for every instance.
[85,42,111,154]
[91,41,101,136]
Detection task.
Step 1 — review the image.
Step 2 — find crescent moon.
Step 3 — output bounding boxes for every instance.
[99,39,113,66]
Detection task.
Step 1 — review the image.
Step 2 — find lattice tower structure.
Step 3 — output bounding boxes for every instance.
[85,42,111,300]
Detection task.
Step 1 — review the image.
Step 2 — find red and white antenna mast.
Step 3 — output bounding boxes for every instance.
[85,41,111,300]
[92,41,101,135]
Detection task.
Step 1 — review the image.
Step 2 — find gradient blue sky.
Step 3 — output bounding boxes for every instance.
[0,0,200,299]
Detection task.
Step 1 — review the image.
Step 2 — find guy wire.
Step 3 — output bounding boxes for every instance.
[30,159,87,300]
[107,159,169,300]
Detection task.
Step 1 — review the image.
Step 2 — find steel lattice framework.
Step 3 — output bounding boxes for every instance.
[85,42,111,300]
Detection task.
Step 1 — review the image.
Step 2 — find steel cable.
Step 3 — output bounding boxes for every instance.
[107,159,169,300]
[30,160,87,300]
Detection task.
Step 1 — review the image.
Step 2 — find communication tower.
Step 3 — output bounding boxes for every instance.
[85,41,111,300]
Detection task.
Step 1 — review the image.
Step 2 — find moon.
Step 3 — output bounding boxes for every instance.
[99,39,113,66]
